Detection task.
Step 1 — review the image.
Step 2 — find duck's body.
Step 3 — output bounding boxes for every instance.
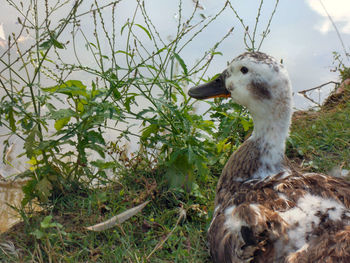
[189,52,350,262]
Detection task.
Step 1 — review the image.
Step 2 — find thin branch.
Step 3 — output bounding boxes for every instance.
[298,81,339,94]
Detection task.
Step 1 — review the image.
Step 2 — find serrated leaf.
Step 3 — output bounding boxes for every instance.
[240,118,252,131]
[141,124,159,141]
[41,215,63,229]
[24,126,39,158]
[173,53,188,76]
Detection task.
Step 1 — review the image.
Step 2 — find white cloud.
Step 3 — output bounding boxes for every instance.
[306,0,350,34]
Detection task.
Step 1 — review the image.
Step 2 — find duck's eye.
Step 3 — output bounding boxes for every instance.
[240,66,249,74]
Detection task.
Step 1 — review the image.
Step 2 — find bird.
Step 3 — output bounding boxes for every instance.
[188,51,350,263]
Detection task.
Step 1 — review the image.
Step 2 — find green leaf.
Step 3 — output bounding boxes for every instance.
[125,96,135,112]
[50,109,77,120]
[41,215,53,228]
[41,215,63,229]
[21,178,36,206]
[212,51,223,56]
[89,42,97,49]
[114,50,134,57]
[91,160,118,169]
[39,34,65,50]
[86,144,106,158]
[77,102,85,113]
[110,81,121,100]
[8,108,16,132]
[35,177,52,201]
[43,80,87,97]
[141,124,159,141]
[86,130,105,145]
[51,37,65,49]
[120,22,129,35]
[24,126,39,158]
[156,46,167,54]
[173,53,188,76]
[135,24,152,40]
[31,229,45,239]
[240,118,252,131]
[54,117,71,131]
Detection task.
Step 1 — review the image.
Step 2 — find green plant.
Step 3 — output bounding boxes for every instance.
[0,0,281,204]
[333,51,350,81]
[30,215,69,262]
[0,0,230,202]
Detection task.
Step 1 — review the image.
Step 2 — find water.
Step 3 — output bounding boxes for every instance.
[0,180,26,233]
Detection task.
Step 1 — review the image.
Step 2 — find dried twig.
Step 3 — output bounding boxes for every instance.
[146,207,186,261]
[298,81,340,106]
[298,81,340,95]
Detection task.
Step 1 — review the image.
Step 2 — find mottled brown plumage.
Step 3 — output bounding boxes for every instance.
[189,51,350,262]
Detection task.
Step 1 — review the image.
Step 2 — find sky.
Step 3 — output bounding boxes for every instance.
[1,0,350,176]
[1,0,350,108]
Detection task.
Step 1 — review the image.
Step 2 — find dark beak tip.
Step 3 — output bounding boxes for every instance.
[188,73,230,100]
[188,86,207,100]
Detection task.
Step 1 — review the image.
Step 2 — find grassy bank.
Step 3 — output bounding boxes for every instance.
[288,83,350,174]
[1,168,216,262]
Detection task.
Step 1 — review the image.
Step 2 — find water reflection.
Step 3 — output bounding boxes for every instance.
[0,180,26,233]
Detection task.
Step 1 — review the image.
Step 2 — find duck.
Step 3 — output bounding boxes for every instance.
[188,51,350,263]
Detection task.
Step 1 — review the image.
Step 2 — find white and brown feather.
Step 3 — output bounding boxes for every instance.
[202,52,350,263]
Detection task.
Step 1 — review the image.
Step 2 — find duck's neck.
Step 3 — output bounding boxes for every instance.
[215,113,291,205]
[248,114,291,177]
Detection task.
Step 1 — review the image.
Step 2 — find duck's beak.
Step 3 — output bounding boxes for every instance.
[188,73,231,100]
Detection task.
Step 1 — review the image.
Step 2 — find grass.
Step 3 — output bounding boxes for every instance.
[0,166,218,262]
[287,83,350,173]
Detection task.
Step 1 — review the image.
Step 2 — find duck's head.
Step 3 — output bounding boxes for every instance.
[189,52,292,126]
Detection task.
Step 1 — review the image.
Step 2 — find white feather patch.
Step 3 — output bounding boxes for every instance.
[279,193,346,252]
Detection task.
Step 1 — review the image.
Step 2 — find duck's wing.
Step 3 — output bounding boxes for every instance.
[286,225,350,263]
[208,199,289,262]
[208,173,350,263]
